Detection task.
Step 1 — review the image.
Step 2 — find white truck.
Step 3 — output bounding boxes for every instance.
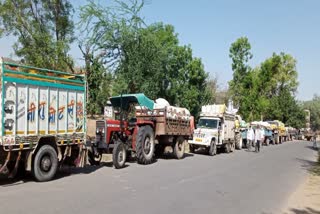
[0,58,87,182]
[189,104,239,155]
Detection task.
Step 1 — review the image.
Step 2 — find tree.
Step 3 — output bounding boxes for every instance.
[228,37,253,107]
[0,0,75,71]
[80,0,211,117]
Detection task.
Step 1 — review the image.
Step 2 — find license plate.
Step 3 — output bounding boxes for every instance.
[195,138,202,142]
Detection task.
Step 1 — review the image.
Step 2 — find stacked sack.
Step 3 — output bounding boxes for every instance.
[154,98,191,121]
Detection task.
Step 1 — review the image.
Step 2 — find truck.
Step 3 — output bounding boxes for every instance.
[251,121,273,146]
[0,58,87,182]
[90,94,194,168]
[266,120,287,144]
[188,104,240,155]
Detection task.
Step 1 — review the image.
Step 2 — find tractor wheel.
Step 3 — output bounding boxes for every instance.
[112,142,127,169]
[208,140,217,156]
[174,137,185,159]
[32,145,58,182]
[136,126,155,164]
[88,147,102,166]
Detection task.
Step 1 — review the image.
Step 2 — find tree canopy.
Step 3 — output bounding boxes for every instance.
[0,0,75,71]
[79,0,211,116]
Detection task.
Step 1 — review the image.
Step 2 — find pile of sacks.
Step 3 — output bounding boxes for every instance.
[154,98,191,121]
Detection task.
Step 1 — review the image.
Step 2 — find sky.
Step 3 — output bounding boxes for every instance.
[0,0,319,100]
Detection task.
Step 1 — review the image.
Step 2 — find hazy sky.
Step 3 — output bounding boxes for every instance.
[0,0,319,100]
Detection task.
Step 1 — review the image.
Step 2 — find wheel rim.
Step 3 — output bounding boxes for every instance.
[94,154,102,162]
[40,155,52,172]
[144,137,151,155]
[117,145,126,165]
[178,141,183,151]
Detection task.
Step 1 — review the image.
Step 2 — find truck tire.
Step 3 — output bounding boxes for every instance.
[224,143,231,153]
[174,137,185,159]
[189,144,195,153]
[230,141,235,152]
[136,126,155,164]
[208,140,217,156]
[113,142,127,169]
[32,145,58,182]
[235,134,242,150]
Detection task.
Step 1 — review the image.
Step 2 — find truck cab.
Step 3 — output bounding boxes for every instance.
[189,104,237,156]
[193,117,221,146]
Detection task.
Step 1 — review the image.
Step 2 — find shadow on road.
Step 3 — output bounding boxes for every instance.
[156,152,194,160]
[305,145,319,152]
[288,207,320,214]
[0,162,112,187]
[296,156,320,176]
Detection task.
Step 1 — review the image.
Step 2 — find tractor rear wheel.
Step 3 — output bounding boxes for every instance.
[112,142,127,169]
[136,126,155,164]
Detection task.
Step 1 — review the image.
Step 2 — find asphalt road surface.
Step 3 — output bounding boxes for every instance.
[0,141,318,214]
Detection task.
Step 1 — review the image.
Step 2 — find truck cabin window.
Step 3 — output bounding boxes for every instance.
[198,119,218,129]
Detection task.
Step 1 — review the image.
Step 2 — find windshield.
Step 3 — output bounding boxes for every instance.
[198,118,219,129]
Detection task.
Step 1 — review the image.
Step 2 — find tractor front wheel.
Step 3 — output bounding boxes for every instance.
[112,142,127,169]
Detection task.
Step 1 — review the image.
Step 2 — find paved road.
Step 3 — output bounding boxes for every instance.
[0,141,318,214]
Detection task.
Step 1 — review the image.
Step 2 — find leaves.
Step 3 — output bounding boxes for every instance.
[0,0,75,71]
[79,1,211,117]
[229,37,303,127]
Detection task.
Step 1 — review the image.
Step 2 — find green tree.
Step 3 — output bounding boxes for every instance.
[229,37,253,107]
[0,0,75,71]
[80,0,211,117]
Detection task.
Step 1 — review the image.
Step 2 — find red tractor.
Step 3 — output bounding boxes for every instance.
[88,93,194,168]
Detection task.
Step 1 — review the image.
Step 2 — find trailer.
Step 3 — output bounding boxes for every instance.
[91,94,194,168]
[0,58,87,182]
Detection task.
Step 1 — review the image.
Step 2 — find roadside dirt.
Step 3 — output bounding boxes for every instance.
[282,152,320,214]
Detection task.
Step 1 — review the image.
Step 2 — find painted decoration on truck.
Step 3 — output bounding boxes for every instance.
[17,86,26,135]
[26,87,38,135]
[4,82,16,133]
[38,88,48,133]
[58,90,67,133]
[76,93,84,132]
[67,92,76,132]
[49,89,58,133]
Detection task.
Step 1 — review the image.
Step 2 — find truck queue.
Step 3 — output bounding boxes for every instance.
[0,59,300,182]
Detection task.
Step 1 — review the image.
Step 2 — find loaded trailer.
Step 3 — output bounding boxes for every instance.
[0,58,87,182]
[91,94,194,168]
